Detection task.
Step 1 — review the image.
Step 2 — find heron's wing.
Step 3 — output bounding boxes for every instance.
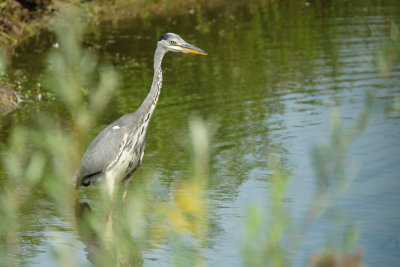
[78,113,139,178]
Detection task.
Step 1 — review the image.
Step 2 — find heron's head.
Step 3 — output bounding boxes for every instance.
[158,33,207,55]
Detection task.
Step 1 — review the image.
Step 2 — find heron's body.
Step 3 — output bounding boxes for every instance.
[75,33,206,198]
[76,59,162,187]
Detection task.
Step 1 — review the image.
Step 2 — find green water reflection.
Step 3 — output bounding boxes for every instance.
[1,0,400,266]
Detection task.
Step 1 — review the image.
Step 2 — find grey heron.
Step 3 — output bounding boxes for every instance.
[74,33,207,201]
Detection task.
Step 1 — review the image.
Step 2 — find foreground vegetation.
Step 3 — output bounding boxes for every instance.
[5,4,398,265]
[1,0,399,265]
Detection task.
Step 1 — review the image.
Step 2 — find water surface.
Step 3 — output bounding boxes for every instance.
[1,1,400,266]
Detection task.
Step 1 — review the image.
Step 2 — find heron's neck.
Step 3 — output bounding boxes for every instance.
[138,46,166,121]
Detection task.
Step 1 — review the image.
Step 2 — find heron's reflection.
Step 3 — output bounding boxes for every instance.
[74,199,143,266]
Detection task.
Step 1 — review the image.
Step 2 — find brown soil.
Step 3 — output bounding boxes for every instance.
[0,83,18,116]
[0,0,51,48]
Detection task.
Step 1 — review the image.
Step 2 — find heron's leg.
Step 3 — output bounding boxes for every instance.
[122,179,130,206]
[105,210,114,241]
[103,173,115,241]
[105,173,115,199]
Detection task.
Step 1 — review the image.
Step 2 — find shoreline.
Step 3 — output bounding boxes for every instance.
[0,0,243,50]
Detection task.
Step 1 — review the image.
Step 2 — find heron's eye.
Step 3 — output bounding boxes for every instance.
[169,40,177,45]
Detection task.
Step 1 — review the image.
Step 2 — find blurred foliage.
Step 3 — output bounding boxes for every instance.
[0,6,119,265]
[242,156,291,266]
[1,0,399,266]
[1,6,212,266]
[241,99,373,266]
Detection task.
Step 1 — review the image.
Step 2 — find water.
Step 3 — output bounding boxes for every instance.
[1,1,400,266]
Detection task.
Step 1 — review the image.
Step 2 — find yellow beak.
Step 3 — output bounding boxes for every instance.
[179,42,208,55]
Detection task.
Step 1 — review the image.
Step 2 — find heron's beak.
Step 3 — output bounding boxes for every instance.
[179,42,208,55]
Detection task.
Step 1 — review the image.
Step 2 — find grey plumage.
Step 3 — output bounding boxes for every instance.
[75,33,207,195]
[78,112,142,185]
